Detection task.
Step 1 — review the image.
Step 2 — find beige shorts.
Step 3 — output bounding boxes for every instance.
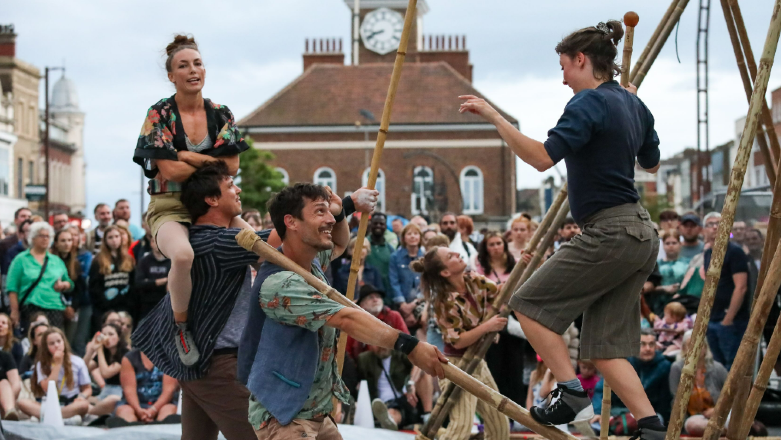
[146,192,191,245]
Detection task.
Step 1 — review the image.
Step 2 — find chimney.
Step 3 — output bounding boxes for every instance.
[303,38,345,71]
[0,25,16,57]
[419,34,473,82]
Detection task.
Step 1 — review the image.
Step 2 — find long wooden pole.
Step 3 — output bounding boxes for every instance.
[701,239,781,440]
[720,0,778,186]
[665,2,781,438]
[235,229,579,440]
[631,0,677,82]
[335,0,418,380]
[630,0,691,88]
[421,186,569,438]
[621,12,639,87]
[600,383,612,440]
[423,200,572,439]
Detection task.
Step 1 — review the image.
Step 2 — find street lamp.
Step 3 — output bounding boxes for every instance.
[44,66,65,220]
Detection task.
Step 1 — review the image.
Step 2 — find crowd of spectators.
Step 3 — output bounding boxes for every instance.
[0,197,774,436]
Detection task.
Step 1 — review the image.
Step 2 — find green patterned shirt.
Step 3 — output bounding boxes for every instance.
[248,249,350,430]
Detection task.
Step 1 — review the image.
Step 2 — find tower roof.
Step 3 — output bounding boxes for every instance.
[51,74,80,112]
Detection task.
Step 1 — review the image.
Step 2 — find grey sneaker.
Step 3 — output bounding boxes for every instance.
[175,321,200,366]
[530,385,594,426]
[630,427,667,440]
[371,398,398,431]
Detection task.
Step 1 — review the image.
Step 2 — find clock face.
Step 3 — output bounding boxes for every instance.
[360,8,404,55]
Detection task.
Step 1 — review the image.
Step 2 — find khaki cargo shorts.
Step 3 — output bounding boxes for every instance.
[146,192,191,246]
[509,203,659,359]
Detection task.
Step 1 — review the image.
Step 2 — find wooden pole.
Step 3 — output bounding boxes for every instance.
[335,0,418,381]
[423,200,572,439]
[421,186,569,438]
[720,0,778,186]
[700,239,781,440]
[631,0,677,82]
[601,383,612,440]
[665,2,781,438]
[621,12,639,87]
[630,0,691,88]
[235,230,579,440]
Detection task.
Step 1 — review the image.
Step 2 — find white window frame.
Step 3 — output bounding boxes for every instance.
[362,168,385,213]
[313,166,336,192]
[275,167,290,185]
[411,166,433,215]
[460,166,484,215]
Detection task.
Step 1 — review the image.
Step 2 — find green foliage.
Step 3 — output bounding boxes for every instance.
[237,137,286,214]
[641,191,673,223]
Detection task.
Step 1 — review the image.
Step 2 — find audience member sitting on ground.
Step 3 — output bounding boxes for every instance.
[19,311,48,355]
[19,327,91,422]
[577,360,599,400]
[0,313,23,366]
[653,302,692,356]
[113,349,178,425]
[346,284,409,361]
[117,311,133,348]
[669,330,728,436]
[83,322,128,415]
[19,321,49,378]
[360,344,433,431]
[0,347,20,420]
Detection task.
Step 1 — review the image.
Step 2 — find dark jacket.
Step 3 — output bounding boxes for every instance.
[388,247,424,304]
[335,262,383,298]
[134,253,170,321]
[593,351,672,422]
[356,350,411,402]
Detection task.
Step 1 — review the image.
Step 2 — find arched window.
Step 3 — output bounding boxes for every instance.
[314,167,336,192]
[460,166,484,215]
[275,167,290,185]
[411,166,434,215]
[362,168,385,212]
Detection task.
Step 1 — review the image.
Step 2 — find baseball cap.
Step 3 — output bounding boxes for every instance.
[680,213,701,227]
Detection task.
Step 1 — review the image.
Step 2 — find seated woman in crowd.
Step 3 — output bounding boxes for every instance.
[18,327,92,421]
[336,237,383,298]
[0,313,23,366]
[650,229,690,315]
[669,330,728,436]
[19,321,49,378]
[0,349,21,420]
[89,226,135,334]
[83,322,128,415]
[390,223,425,331]
[8,222,73,331]
[113,349,178,425]
[117,311,133,348]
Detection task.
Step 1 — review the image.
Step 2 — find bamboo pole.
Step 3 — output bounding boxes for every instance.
[423,200,572,439]
[665,2,781,438]
[621,12,639,87]
[421,186,569,438]
[630,0,677,82]
[630,0,691,88]
[235,229,579,440]
[720,0,778,187]
[601,383,612,440]
[730,0,781,165]
[335,0,418,381]
[700,239,781,440]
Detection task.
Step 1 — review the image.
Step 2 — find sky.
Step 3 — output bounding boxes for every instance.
[6,0,781,225]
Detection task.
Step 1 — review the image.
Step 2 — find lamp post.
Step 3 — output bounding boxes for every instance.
[44,66,65,220]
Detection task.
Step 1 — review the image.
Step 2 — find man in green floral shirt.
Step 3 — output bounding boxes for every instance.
[241,183,447,440]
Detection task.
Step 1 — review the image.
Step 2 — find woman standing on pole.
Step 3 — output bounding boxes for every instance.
[460,20,665,440]
[132,35,252,366]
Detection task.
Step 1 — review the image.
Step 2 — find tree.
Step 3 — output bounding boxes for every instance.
[236,137,286,214]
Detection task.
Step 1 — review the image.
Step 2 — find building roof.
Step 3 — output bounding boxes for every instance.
[51,74,80,113]
[239,61,517,127]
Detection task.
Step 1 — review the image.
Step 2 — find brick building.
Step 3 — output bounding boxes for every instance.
[238,0,518,226]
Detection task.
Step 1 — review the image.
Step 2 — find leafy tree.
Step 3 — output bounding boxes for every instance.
[236,137,286,214]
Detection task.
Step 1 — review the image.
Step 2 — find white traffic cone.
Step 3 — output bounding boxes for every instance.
[177,390,183,415]
[353,380,374,429]
[41,380,64,427]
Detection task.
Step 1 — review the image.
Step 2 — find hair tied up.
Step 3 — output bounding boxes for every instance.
[602,20,624,47]
[164,34,199,72]
[409,259,425,273]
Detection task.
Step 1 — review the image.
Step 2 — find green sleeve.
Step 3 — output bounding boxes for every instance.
[6,257,22,294]
[259,272,344,332]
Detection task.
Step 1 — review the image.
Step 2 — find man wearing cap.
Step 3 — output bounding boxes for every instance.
[678,213,704,261]
[347,284,408,360]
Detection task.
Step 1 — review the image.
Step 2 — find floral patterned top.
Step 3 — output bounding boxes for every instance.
[249,249,350,430]
[434,273,499,356]
[132,95,250,195]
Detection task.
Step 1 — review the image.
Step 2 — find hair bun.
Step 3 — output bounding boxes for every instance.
[410,259,425,273]
[604,20,624,47]
[166,34,198,56]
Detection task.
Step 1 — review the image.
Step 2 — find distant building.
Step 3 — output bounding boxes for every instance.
[238,0,517,228]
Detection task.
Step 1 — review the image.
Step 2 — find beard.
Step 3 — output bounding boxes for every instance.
[443,228,456,240]
[364,303,383,315]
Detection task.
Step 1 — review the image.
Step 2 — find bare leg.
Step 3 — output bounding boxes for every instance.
[115,404,138,422]
[61,400,90,418]
[17,399,40,418]
[0,380,16,415]
[416,374,433,413]
[89,395,120,416]
[156,403,178,421]
[592,358,655,419]
[156,221,194,323]
[684,415,708,436]
[515,312,577,381]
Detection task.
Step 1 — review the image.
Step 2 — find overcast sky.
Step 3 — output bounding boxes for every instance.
[6,0,781,225]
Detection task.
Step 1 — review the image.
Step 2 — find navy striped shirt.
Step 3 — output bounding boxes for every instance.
[133,225,269,381]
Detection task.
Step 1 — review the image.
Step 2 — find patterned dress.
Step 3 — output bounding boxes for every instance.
[434,273,500,356]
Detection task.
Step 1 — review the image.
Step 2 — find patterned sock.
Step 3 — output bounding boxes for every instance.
[638,415,665,431]
[558,378,585,392]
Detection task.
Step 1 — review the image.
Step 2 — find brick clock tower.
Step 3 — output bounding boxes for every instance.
[239,0,517,227]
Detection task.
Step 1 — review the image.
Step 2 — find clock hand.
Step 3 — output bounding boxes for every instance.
[366,29,386,39]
